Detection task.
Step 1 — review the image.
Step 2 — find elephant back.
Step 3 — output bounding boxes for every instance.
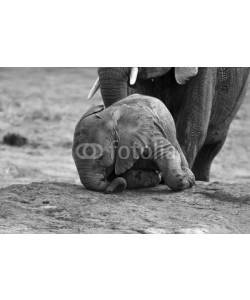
[112,94,178,145]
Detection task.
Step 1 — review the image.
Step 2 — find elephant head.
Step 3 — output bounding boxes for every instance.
[72,104,124,193]
[72,101,156,193]
[88,67,198,107]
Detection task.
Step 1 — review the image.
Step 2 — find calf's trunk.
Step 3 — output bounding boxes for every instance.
[73,159,126,193]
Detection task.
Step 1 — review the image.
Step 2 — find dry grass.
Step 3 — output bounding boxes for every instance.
[0,68,102,187]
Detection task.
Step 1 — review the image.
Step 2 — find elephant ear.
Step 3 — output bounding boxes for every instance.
[82,104,105,119]
[175,67,198,85]
[112,105,155,175]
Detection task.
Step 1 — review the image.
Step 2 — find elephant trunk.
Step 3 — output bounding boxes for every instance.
[98,67,130,107]
[73,159,108,191]
[73,157,127,193]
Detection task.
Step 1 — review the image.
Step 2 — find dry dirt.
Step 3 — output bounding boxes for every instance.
[0,181,249,233]
[0,68,249,233]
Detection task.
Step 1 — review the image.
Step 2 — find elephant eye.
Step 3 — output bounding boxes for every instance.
[95,114,102,119]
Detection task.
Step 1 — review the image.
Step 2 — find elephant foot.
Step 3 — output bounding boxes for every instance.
[105,177,127,194]
[121,170,162,189]
[182,167,195,187]
[170,167,195,191]
[155,148,195,191]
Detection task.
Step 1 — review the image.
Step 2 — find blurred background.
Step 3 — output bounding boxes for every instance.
[0,67,249,189]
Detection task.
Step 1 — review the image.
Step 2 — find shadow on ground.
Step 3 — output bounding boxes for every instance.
[0,181,249,233]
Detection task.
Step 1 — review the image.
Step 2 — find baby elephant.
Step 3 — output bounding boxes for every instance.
[72,94,195,193]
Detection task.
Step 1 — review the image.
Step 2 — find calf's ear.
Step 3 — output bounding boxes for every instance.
[82,104,105,119]
[175,67,198,85]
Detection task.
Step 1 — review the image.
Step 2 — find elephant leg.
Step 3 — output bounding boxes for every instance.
[153,139,195,191]
[192,68,249,181]
[175,68,216,168]
[192,128,228,181]
[121,170,161,189]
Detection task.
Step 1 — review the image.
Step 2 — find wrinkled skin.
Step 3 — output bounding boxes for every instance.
[72,94,195,193]
[97,67,250,181]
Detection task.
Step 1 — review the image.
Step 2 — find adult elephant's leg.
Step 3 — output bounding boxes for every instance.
[192,68,249,181]
[191,130,228,181]
[175,68,216,169]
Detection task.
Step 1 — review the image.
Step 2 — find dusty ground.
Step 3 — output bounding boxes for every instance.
[0,68,249,233]
[0,181,249,233]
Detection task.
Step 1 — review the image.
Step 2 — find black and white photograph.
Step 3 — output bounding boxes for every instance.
[0,67,249,233]
[1,1,249,299]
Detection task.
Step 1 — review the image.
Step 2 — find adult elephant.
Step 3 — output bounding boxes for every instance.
[88,67,250,181]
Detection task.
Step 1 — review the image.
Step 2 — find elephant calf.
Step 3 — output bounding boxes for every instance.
[72,94,195,193]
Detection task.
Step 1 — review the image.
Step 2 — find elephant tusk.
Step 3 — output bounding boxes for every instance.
[88,77,100,100]
[130,67,138,85]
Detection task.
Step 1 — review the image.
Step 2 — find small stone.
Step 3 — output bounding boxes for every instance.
[3,133,28,147]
